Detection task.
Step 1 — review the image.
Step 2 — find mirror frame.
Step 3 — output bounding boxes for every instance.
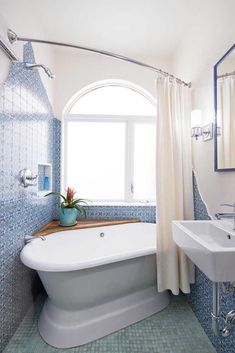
[214,43,235,172]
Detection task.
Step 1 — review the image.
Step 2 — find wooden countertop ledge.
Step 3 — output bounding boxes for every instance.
[34,219,140,237]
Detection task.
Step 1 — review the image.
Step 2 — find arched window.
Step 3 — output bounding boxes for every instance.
[63,80,156,203]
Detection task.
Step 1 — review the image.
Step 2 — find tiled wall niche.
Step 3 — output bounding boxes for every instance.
[189,173,235,353]
[0,43,60,352]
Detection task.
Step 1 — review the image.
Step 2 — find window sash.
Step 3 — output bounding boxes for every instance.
[63,114,155,203]
[67,114,155,122]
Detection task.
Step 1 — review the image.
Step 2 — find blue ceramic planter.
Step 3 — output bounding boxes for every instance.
[59,208,78,226]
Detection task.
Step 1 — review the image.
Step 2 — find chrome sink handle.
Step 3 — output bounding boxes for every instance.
[221,203,235,209]
[220,203,235,230]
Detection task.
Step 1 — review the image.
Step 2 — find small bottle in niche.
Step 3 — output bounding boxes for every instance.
[44,176,50,190]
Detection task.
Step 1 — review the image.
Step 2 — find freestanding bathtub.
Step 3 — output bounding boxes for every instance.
[20,222,170,348]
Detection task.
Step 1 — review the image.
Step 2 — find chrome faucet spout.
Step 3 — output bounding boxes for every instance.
[218,203,235,230]
[215,213,235,219]
[24,235,46,244]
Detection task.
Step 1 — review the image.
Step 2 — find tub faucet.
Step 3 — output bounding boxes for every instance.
[215,203,235,231]
[24,235,46,244]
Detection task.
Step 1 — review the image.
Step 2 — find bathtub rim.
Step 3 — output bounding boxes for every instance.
[20,222,157,272]
[21,247,156,272]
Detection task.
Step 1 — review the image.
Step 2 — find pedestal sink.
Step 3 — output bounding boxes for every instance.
[172,220,235,282]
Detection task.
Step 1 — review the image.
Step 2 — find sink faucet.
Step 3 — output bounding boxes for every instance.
[215,203,235,231]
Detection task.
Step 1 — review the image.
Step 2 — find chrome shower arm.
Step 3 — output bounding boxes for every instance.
[25,63,55,79]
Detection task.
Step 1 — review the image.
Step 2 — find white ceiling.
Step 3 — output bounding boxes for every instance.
[0,0,204,58]
[1,0,235,62]
[37,0,193,57]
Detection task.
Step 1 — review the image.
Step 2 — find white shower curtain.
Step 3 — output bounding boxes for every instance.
[217,76,235,168]
[156,76,194,295]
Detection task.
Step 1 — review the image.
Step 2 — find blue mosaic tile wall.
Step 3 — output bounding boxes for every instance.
[193,173,211,221]
[0,41,155,352]
[54,204,155,224]
[0,43,60,352]
[84,205,156,223]
[189,173,235,353]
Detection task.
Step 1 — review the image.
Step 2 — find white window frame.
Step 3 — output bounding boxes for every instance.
[62,80,156,205]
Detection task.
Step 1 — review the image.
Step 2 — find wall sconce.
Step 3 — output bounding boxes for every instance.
[191,110,214,141]
[201,123,214,141]
[216,126,222,136]
[191,110,202,140]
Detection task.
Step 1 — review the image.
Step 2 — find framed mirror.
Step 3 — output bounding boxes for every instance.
[214,43,235,171]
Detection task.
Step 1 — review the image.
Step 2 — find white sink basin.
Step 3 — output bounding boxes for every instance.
[172,220,235,282]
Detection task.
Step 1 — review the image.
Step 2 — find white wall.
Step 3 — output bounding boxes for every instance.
[54,47,172,117]
[217,53,235,75]
[173,0,235,218]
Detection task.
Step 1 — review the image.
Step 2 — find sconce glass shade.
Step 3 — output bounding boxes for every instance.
[191,110,202,139]
[191,109,202,128]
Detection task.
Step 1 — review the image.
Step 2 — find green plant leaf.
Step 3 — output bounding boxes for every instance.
[60,202,65,214]
[70,198,90,207]
[77,198,91,205]
[75,205,87,218]
[45,192,67,202]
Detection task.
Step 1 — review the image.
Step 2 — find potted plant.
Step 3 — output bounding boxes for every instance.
[45,187,88,226]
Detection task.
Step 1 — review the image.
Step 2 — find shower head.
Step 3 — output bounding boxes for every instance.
[8,29,55,79]
[25,63,55,79]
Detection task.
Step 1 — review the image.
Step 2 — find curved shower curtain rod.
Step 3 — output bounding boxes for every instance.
[8,29,191,88]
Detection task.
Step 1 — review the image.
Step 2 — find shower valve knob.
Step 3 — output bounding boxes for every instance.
[19,168,38,187]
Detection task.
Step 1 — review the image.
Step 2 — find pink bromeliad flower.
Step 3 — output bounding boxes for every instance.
[66,187,76,205]
[45,187,89,217]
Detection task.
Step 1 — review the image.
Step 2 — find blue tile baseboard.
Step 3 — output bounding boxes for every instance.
[53,203,156,224]
[189,172,235,353]
[0,43,60,352]
[85,205,156,223]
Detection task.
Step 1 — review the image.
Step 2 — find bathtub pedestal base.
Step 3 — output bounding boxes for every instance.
[38,286,169,348]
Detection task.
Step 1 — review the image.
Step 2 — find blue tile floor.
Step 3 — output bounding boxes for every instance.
[3,294,216,353]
